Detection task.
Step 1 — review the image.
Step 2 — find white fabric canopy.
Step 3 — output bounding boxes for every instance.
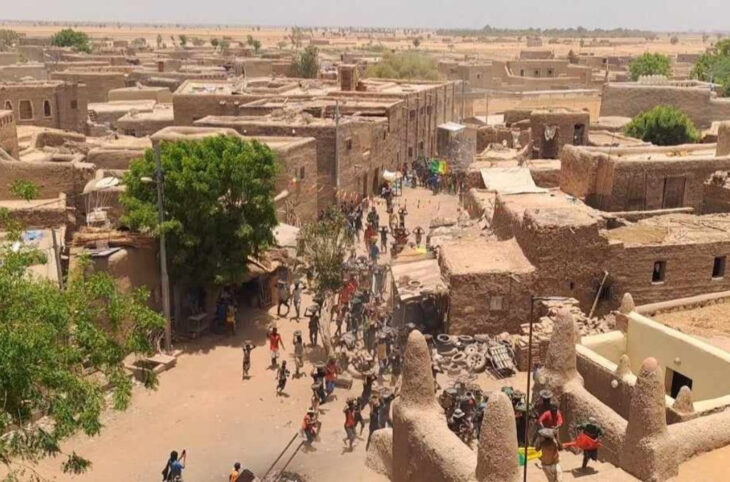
[480,167,546,195]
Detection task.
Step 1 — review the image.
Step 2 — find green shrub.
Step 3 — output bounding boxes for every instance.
[50,28,91,53]
[628,53,671,80]
[367,51,441,81]
[624,105,700,146]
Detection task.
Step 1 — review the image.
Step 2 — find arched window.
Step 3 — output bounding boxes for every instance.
[3,100,11,111]
[43,100,52,117]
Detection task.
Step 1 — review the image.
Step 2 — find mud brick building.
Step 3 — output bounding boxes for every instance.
[0,80,88,133]
[561,144,730,212]
[604,214,730,306]
[172,78,336,126]
[194,114,395,211]
[50,70,127,103]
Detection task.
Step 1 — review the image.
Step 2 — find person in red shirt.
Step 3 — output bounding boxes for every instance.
[343,399,357,450]
[268,327,285,368]
[338,277,358,309]
[325,357,339,396]
[539,404,564,430]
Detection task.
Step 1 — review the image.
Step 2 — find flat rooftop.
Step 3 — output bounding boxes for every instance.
[176,77,336,97]
[196,113,387,128]
[440,237,535,275]
[570,143,721,161]
[500,190,605,228]
[604,213,730,246]
[151,126,315,152]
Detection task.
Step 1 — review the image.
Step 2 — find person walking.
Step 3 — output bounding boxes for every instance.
[366,395,381,451]
[293,331,304,378]
[268,327,285,368]
[302,409,318,445]
[307,306,320,347]
[277,279,290,317]
[241,341,255,380]
[229,462,241,482]
[161,449,186,482]
[324,357,339,397]
[276,360,291,396]
[576,417,604,470]
[343,400,358,450]
[536,428,563,482]
[292,281,303,321]
[379,225,388,253]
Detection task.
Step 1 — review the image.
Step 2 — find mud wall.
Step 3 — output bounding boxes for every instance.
[600,84,730,129]
[609,242,730,307]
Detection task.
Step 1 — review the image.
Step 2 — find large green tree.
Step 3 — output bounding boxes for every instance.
[367,51,441,81]
[692,39,730,96]
[624,105,700,146]
[0,207,164,478]
[121,136,279,287]
[50,28,91,53]
[628,53,671,81]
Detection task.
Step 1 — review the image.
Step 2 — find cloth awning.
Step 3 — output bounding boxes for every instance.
[480,167,546,195]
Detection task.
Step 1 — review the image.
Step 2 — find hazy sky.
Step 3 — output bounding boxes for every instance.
[4,0,730,31]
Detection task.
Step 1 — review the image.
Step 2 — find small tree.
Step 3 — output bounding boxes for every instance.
[178,34,187,46]
[0,29,20,51]
[628,52,671,80]
[289,26,304,49]
[211,37,219,48]
[297,208,353,356]
[670,35,679,45]
[252,39,262,54]
[121,136,278,288]
[412,37,421,48]
[156,34,163,49]
[0,187,164,478]
[50,28,91,53]
[290,45,319,78]
[367,51,441,81]
[624,105,700,146]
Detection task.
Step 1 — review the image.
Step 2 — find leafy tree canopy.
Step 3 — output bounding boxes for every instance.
[50,28,91,53]
[121,136,279,287]
[624,105,700,146]
[691,39,730,96]
[367,51,441,81]
[296,207,353,299]
[628,53,671,81]
[0,199,164,477]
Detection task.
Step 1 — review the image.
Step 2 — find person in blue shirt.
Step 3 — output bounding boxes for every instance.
[162,449,186,481]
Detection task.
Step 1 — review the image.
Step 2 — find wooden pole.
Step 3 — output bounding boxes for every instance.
[51,228,63,289]
[262,432,299,480]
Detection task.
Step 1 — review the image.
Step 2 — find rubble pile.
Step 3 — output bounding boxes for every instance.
[514,304,615,370]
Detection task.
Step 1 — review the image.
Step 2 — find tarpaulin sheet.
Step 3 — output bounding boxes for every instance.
[480,167,546,195]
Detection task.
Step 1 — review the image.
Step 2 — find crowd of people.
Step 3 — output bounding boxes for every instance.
[162,174,605,482]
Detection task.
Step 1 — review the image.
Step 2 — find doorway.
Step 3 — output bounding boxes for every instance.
[662,176,686,209]
[573,124,586,145]
[666,367,693,398]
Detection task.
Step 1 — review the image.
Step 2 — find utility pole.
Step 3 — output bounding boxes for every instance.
[334,99,340,195]
[155,143,172,353]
